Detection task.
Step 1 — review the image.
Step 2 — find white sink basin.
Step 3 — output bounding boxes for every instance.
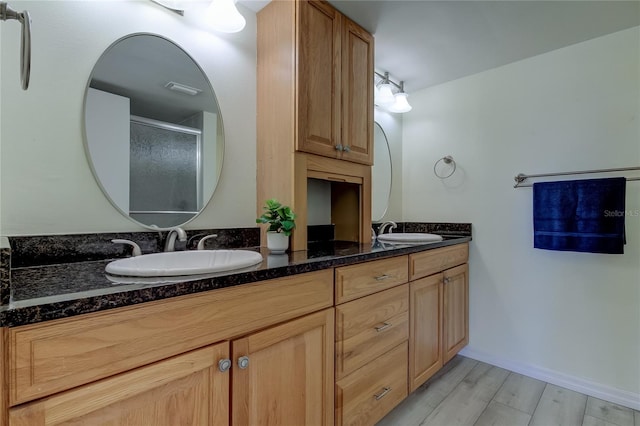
[105,250,264,277]
[377,233,444,244]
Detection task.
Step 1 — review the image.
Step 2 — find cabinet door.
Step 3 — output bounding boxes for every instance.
[443,264,469,363]
[231,308,335,426]
[297,0,342,159]
[340,17,374,165]
[409,274,444,392]
[9,343,230,426]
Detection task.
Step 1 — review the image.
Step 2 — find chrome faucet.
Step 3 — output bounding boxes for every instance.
[378,221,398,235]
[164,227,187,252]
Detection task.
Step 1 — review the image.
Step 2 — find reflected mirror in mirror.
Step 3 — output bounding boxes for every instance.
[83,33,224,229]
[372,122,392,221]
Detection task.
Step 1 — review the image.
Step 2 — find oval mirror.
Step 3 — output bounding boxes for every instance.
[83,33,224,229]
[372,122,392,221]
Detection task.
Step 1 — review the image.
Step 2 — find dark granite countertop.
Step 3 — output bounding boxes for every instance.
[0,236,470,327]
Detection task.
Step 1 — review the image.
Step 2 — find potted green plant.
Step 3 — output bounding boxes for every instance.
[256,198,296,254]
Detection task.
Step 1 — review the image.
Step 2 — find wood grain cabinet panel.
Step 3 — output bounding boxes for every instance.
[409,243,469,281]
[443,263,469,363]
[409,274,443,392]
[231,309,335,426]
[335,256,408,304]
[9,270,333,406]
[339,16,374,165]
[297,0,342,160]
[335,285,408,379]
[335,342,408,426]
[9,343,230,426]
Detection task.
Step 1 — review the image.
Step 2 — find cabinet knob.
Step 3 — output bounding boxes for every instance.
[218,358,232,372]
[237,356,250,369]
[335,144,344,152]
[343,145,351,153]
[374,387,391,401]
[444,277,450,284]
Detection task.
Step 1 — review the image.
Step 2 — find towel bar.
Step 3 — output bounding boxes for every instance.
[514,166,640,188]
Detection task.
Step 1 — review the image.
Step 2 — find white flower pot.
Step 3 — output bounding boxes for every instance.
[266,231,289,254]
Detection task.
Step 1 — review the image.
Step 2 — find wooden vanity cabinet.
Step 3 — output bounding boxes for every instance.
[8,310,336,426]
[2,242,469,426]
[6,271,335,426]
[334,258,410,426]
[408,243,469,391]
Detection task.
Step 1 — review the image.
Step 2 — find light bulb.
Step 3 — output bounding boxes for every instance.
[388,92,412,113]
[206,0,246,33]
[375,83,395,107]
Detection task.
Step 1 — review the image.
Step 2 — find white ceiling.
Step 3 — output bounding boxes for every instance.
[243,0,640,93]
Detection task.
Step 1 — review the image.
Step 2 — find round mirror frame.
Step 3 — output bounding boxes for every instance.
[372,121,393,221]
[82,33,224,230]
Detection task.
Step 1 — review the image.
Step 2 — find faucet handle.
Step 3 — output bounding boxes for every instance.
[197,234,218,250]
[112,239,142,257]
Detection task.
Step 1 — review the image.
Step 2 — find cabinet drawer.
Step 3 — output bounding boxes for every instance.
[335,256,408,303]
[336,342,408,426]
[409,243,469,281]
[336,285,408,379]
[9,270,333,406]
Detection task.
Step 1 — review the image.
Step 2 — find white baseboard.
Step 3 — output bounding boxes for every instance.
[459,347,640,411]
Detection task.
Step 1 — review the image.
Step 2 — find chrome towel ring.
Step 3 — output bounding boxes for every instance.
[434,155,456,179]
[1,2,31,90]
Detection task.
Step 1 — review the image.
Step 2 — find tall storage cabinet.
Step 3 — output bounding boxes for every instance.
[257,0,374,250]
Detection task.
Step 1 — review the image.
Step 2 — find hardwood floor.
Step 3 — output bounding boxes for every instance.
[377,356,640,426]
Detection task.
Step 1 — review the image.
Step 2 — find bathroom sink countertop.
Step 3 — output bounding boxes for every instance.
[1,236,470,327]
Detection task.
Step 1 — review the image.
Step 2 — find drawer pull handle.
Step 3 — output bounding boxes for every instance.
[374,274,390,281]
[374,322,392,332]
[374,387,391,400]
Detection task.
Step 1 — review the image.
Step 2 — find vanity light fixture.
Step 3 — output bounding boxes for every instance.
[374,71,412,114]
[149,0,185,15]
[165,81,202,96]
[387,81,412,113]
[205,0,246,33]
[149,0,246,33]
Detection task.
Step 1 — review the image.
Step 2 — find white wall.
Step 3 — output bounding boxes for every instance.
[0,1,257,235]
[403,27,640,405]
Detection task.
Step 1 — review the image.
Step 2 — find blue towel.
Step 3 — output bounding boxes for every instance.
[533,177,626,254]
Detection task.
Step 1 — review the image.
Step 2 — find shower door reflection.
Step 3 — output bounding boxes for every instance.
[129,116,202,228]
